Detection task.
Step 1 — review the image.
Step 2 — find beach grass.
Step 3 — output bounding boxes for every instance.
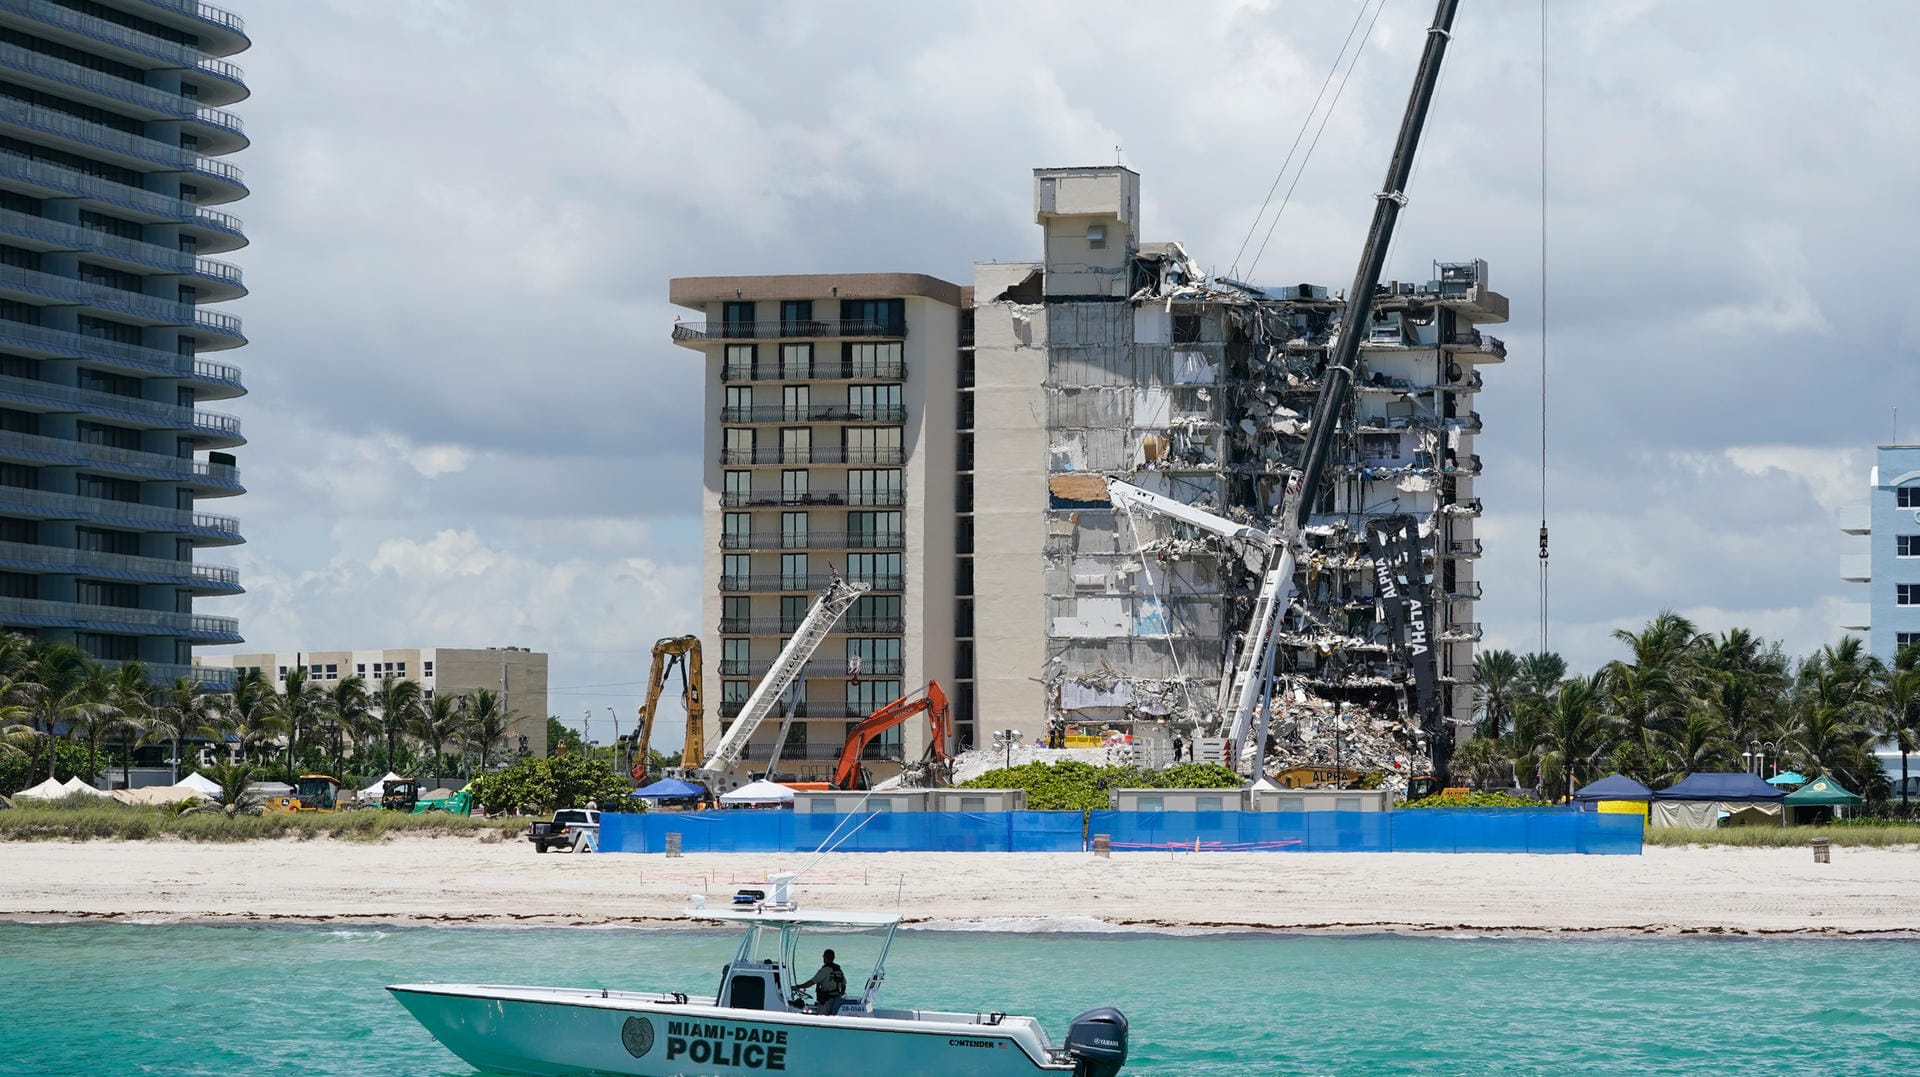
[0,799,532,843]
[1645,823,1920,848]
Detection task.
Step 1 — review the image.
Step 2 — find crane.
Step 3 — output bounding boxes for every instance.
[631,635,702,785]
[1105,0,1462,780]
[683,573,870,796]
[831,681,951,791]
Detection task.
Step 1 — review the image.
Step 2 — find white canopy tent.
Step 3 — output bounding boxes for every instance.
[13,777,66,801]
[61,777,109,797]
[111,784,209,806]
[720,779,797,806]
[356,772,403,802]
[178,772,222,796]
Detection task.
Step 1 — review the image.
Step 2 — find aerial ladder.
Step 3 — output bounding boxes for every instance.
[1104,0,1463,781]
[632,635,702,785]
[684,573,870,796]
[831,681,952,791]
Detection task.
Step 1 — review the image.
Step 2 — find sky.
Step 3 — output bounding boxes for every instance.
[201,0,1920,748]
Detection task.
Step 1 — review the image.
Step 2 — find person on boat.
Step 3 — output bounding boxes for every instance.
[794,948,847,1014]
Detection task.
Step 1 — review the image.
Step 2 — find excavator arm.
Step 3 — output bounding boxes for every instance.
[833,682,949,790]
[634,636,701,784]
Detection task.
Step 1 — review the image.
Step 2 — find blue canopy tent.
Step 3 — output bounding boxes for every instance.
[1652,772,1784,828]
[629,778,703,801]
[1765,771,1807,787]
[1571,774,1653,813]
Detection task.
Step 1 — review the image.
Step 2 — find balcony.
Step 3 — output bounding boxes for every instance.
[1439,621,1483,643]
[1841,555,1871,583]
[720,404,906,424]
[0,429,244,491]
[720,447,904,467]
[1446,581,1485,600]
[719,359,907,383]
[1440,538,1483,560]
[720,487,903,509]
[719,617,906,636]
[1839,604,1871,633]
[717,657,905,679]
[1443,412,1484,434]
[721,531,904,551]
[674,318,906,342]
[0,594,240,641]
[719,573,902,593]
[0,151,245,248]
[0,319,245,400]
[0,372,242,440]
[0,41,245,149]
[0,486,240,544]
[0,207,244,296]
[1443,330,1507,360]
[1443,454,1483,476]
[1443,498,1484,517]
[0,539,239,593]
[144,661,234,688]
[0,0,248,104]
[0,98,245,197]
[1840,505,1871,536]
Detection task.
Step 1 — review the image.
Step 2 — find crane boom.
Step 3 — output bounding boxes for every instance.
[1104,480,1276,548]
[691,574,869,793]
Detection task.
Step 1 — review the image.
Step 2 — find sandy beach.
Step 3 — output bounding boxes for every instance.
[3,837,1917,936]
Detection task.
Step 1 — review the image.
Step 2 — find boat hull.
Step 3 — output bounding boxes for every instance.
[388,984,1076,1077]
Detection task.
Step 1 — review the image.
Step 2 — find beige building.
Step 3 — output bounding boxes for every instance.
[196,646,548,758]
[670,275,968,781]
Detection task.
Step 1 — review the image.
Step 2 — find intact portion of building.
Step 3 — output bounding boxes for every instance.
[0,0,251,685]
[1839,444,1920,659]
[197,646,549,757]
[973,166,1506,783]
[671,275,964,781]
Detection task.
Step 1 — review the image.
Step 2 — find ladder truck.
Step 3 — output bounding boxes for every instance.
[1103,0,1463,782]
[681,574,870,796]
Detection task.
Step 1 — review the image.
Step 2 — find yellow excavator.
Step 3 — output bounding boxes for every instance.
[632,635,703,786]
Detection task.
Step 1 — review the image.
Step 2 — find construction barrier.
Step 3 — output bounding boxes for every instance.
[599,809,1641,855]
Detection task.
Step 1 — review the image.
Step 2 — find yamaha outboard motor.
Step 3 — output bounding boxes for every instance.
[1064,1007,1128,1077]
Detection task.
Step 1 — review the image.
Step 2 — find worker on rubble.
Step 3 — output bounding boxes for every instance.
[795,948,848,1014]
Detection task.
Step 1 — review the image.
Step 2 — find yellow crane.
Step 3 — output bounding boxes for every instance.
[633,635,702,785]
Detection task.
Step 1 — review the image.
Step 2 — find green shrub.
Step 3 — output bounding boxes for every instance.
[957,761,1241,812]
[467,753,633,814]
[1401,790,1552,809]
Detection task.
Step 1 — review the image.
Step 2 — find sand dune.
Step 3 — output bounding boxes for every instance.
[3,837,1916,936]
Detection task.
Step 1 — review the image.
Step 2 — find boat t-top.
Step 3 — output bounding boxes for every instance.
[389,874,1128,1076]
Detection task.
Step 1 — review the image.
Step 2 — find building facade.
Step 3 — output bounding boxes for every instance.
[670,274,965,781]
[0,0,250,684]
[1840,444,1920,659]
[971,166,1505,782]
[196,646,550,758]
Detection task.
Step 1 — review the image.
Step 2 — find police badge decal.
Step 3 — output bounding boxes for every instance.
[621,1016,655,1058]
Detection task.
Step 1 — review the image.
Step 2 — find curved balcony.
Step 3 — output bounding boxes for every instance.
[0,486,240,544]
[0,152,245,252]
[718,573,902,593]
[718,657,904,679]
[0,0,249,106]
[0,319,245,400]
[0,429,243,491]
[0,41,247,152]
[719,616,904,636]
[0,98,246,201]
[719,487,903,509]
[136,661,233,688]
[719,447,904,467]
[0,266,245,350]
[0,373,244,448]
[0,538,239,594]
[0,208,244,299]
[0,594,239,641]
[719,530,904,552]
[138,0,249,56]
[720,404,907,424]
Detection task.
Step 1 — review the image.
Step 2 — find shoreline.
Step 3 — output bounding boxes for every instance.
[5,837,1919,939]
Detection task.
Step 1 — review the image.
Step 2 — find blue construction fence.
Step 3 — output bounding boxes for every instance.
[600,809,1641,855]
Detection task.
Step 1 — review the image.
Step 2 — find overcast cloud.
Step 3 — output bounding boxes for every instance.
[203,0,1920,746]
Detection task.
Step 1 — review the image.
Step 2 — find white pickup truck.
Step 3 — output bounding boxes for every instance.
[526,808,600,853]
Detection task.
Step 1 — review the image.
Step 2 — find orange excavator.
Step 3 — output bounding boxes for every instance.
[831,682,952,790]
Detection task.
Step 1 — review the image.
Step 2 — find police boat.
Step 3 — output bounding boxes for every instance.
[388,874,1128,1077]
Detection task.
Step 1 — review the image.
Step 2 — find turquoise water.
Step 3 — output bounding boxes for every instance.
[1,923,1917,1075]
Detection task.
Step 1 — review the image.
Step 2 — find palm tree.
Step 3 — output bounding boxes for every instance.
[154,677,214,785]
[325,675,371,764]
[1598,661,1683,781]
[1652,711,1739,786]
[199,760,260,816]
[1880,667,1920,806]
[1788,662,1880,791]
[1515,651,1567,700]
[372,676,422,767]
[102,661,153,791]
[21,643,97,781]
[218,668,282,765]
[461,689,516,774]
[1533,676,1613,801]
[411,693,463,777]
[1473,649,1522,740]
[273,668,329,782]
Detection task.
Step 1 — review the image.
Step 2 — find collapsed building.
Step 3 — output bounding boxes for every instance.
[970,167,1508,785]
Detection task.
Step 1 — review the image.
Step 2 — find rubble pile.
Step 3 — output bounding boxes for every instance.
[1252,684,1430,797]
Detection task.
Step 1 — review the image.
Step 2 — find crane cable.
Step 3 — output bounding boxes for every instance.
[1537,0,1551,653]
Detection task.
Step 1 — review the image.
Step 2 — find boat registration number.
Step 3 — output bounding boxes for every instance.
[663,1019,789,1070]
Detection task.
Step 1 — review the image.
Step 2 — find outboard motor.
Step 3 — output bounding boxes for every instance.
[1064,1007,1128,1077]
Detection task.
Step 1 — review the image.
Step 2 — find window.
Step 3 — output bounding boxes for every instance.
[723,343,755,380]
[1196,796,1224,813]
[780,343,812,379]
[848,511,901,547]
[780,553,808,590]
[77,474,138,502]
[1902,584,1920,606]
[722,679,750,708]
[327,664,338,676]
[848,383,901,419]
[76,632,137,661]
[779,426,811,463]
[356,663,366,674]
[0,463,37,490]
[1277,797,1305,812]
[779,595,808,631]
[1900,486,1920,509]
[780,469,809,503]
[780,511,808,548]
[846,678,902,711]
[848,469,901,507]
[723,553,750,585]
[959,796,986,812]
[76,579,138,608]
[724,470,752,504]
[1899,632,1920,652]
[846,341,902,378]
[722,301,754,335]
[724,385,752,417]
[1136,795,1164,812]
[422,661,432,677]
[1336,797,1363,813]
[810,798,836,813]
[851,595,901,632]
[846,552,901,587]
[1900,536,1920,557]
[840,298,903,335]
[780,299,812,335]
[846,637,901,676]
[723,427,756,464]
[842,425,901,464]
[722,638,751,674]
[782,384,809,421]
[76,528,138,555]
[724,512,751,548]
[0,572,35,598]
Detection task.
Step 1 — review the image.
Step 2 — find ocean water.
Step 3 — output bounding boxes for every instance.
[1,922,1917,1076]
